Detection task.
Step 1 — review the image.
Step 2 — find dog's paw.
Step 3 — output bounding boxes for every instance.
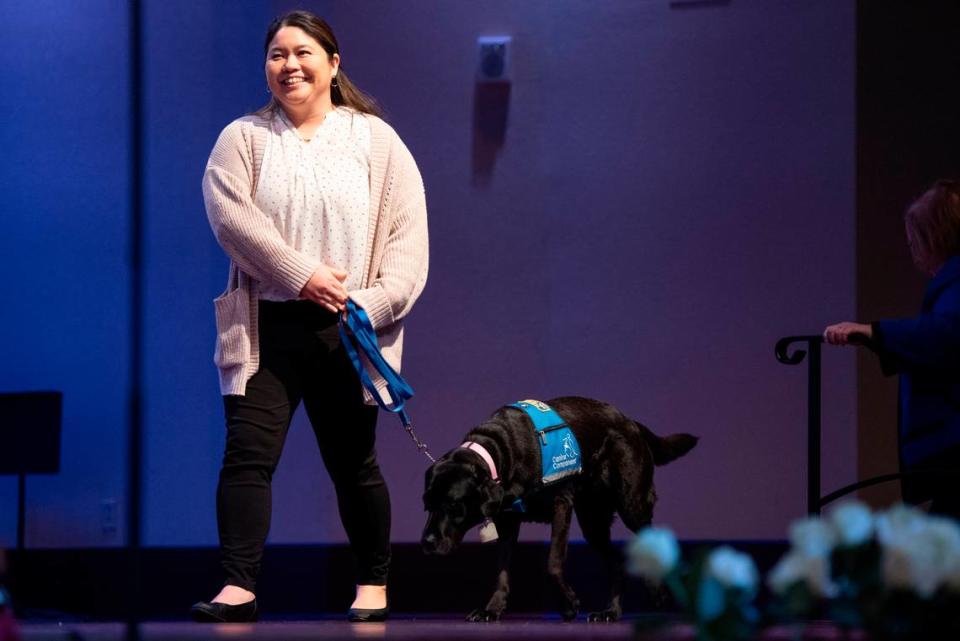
[587,609,621,623]
[560,606,579,622]
[466,608,502,622]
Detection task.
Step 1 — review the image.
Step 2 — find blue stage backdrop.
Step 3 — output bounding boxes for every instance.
[0,0,132,547]
[2,0,857,548]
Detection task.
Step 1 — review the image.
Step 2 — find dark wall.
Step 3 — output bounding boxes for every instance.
[856,1,960,506]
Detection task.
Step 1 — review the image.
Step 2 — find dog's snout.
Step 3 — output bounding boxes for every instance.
[422,522,456,555]
[421,531,439,553]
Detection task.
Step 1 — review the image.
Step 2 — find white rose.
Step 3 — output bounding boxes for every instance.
[767,551,838,598]
[627,527,680,580]
[875,503,925,546]
[829,500,874,547]
[876,506,927,595]
[706,546,758,593]
[789,516,836,557]
[767,552,804,595]
[939,516,960,593]
[881,513,960,598]
[882,544,918,593]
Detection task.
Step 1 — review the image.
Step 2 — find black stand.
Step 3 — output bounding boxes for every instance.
[775,336,823,514]
[16,475,25,551]
[0,391,63,551]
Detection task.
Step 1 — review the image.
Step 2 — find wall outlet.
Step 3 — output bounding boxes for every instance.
[100,498,118,536]
[477,36,511,83]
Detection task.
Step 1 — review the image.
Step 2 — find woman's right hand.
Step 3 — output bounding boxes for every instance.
[300,265,349,313]
[823,321,873,346]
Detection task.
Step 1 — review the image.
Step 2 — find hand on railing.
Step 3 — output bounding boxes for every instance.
[822,322,872,346]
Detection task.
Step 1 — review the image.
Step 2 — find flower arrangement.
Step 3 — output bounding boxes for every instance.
[767,501,960,640]
[0,550,19,641]
[626,502,960,641]
[628,527,759,641]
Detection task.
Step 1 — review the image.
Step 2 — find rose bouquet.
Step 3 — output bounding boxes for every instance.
[628,527,759,641]
[768,501,960,640]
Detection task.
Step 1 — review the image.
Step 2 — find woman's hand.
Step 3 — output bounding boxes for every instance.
[823,321,873,346]
[300,265,349,313]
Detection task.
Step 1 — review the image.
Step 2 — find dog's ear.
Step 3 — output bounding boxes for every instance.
[480,481,504,517]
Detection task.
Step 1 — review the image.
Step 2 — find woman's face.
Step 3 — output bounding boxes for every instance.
[265,26,339,112]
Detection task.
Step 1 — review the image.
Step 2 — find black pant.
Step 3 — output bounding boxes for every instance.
[217,300,390,592]
[902,444,960,521]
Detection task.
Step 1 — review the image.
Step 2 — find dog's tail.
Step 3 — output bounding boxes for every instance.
[635,422,698,466]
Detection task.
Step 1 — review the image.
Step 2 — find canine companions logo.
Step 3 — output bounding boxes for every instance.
[550,434,580,470]
[543,428,581,481]
[509,400,584,484]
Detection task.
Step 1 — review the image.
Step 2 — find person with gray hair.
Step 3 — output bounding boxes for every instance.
[824,179,960,519]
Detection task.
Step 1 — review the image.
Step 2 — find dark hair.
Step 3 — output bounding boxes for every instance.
[257,10,383,119]
[905,179,960,275]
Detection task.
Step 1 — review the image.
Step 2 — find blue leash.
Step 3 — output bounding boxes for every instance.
[339,300,435,462]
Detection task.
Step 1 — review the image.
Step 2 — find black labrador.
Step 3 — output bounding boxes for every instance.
[421,396,697,622]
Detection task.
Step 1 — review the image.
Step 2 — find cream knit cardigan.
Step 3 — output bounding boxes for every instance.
[202,112,429,400]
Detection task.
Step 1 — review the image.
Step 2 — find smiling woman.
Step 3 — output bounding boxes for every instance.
[266,27,339,112]
[193,9,429,625]
[257,12,383,133]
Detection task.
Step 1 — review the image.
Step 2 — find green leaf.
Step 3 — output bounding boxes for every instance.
[696,576,726,622]
[826,598,862,629]
[665,572,690,610]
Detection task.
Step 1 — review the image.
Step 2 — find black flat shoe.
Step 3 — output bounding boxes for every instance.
[191,599,258,623]
[347,605,389,622]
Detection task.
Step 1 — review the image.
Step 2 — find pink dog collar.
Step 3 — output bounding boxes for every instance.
[460,442,499,483]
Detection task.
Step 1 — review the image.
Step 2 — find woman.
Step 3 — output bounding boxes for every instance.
[192,10,428,622]
[824,179,960,519]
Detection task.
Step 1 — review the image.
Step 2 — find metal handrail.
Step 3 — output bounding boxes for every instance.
[775,335,823,514]
[776,334,960,513]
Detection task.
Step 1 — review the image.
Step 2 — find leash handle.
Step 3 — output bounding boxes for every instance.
[339,300,414,414]
[339,300,435,463]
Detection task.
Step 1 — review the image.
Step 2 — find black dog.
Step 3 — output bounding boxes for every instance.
[421,396,697,622]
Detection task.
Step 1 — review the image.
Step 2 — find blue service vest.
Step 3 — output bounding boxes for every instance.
[510,400,583,484]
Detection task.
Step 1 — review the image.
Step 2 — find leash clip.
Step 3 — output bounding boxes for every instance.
[401,415,435,463]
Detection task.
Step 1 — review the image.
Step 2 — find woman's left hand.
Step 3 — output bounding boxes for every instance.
[823,321,873,346]
[299,264,349,313]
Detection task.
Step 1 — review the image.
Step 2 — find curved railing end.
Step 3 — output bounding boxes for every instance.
[775,334,824,365]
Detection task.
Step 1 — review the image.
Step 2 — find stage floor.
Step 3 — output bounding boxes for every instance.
[18,618,637,641]
[15,618,859,641]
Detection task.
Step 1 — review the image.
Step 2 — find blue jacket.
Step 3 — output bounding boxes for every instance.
[874,254,960,500]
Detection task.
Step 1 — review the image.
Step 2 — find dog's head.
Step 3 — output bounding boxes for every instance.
[421,451,504,555]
